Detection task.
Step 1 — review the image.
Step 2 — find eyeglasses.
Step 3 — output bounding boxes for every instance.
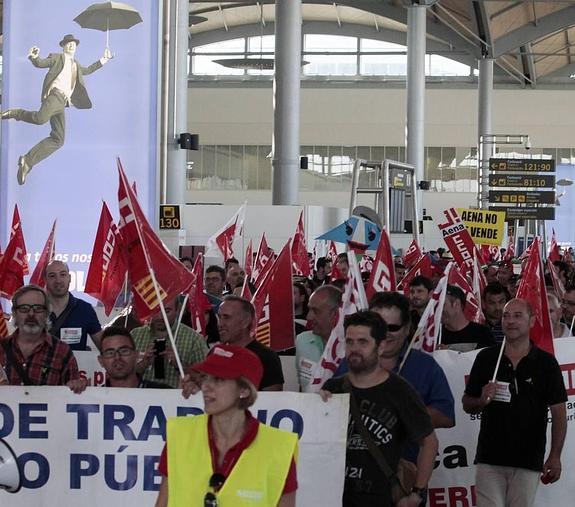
[14,304,47,314]
[204,473,225,507]
[101,347,135,359]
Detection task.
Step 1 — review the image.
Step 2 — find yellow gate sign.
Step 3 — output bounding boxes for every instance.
[457,208,505,246]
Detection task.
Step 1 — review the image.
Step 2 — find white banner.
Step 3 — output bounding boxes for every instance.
[0,388,348,506]
[430,341,575,506]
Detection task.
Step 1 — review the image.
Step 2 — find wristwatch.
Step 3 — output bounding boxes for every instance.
[410,486,427,502]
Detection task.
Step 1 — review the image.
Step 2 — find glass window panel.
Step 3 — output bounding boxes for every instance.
[360,39,406,52]
[245,146,259,189]
[214,145,230,181]
[192,55,244,75]
[398,147,406,162]
[258,146,272,190]
[558,148,571,164]
[304,55,357,75]
[230,145,245,186]
[360,55,407,76]
[304,35,357,52]
[202,146,216,181]
[194,39,245,53]
[248,35,275,53]
[441,147,457,168]
[186,151,202,181]
[385,146,399,161]
[542,148,556,159]
[426,55,470,76]
[371,147,385,161]
[312,146,328,174]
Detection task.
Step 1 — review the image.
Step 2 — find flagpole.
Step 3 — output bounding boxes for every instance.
[491,338,506,383]
[570,315,575,334]
[174,293,189,339]
[119,162,187,379]
[398,327,422,373]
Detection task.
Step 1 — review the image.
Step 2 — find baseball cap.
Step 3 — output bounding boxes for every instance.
[193,344,263,388]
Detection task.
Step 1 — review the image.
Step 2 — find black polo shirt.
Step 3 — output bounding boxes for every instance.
[465,343,567,471]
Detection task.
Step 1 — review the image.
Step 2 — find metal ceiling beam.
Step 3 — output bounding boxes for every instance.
[471,0,494,56]
[493,5,575,57]
[520,42,537,87]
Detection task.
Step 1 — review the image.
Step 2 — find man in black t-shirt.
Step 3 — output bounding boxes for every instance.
[321,311,437,507]
[440,285,495,351]
[462,298,567,506]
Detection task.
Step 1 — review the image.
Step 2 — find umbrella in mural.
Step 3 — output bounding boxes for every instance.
[316,215,388,254]
[74,1,143,53]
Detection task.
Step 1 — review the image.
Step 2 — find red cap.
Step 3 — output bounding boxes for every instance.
[193,344,263,388]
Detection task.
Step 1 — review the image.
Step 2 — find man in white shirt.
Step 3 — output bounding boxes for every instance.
[1,34,111,184]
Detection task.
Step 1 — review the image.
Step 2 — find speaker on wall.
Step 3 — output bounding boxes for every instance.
[178,133,199,151]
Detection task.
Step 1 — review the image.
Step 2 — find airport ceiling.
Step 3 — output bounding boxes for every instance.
[189,0,575,86]
[3,1,575,86]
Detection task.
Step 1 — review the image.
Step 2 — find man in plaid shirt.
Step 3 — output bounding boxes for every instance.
[0,284,86,392]
[133,298,208,388]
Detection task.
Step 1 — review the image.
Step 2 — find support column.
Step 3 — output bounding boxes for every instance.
[478,58,494,209]
[163,0,188,207]
[272,0,301,205]
[406,4,427,221]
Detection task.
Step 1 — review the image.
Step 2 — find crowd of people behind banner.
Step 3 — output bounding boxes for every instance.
[0,232,574,507]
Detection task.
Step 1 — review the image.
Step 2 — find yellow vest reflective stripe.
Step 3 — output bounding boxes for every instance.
[167,414,298,507]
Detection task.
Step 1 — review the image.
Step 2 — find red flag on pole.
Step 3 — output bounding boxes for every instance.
[365,229,396,301]
[244,239,253,281]
[398,254,434,295]
[0,224,27,298]
[117,159,196,321]
[85,202,128,315]
[504,234,515,262]
[547,258,565,301]
[480,244,500,263]
[403,239,422,268]
[29,220,57,287]
[326,241,338,265]
[438,208,481,279]
[187,254,212,336]
[447,263,484,323]
[252,233,273,284]
[251,242,294,351]
[291,210,310,277]
[516,237,554,355]
[548,228,561,262]
[10,205,29,276]
[205,204,246,261]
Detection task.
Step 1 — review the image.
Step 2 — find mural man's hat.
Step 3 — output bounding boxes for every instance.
[59,34,80,47]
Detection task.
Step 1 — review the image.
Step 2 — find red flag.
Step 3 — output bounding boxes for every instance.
[244,239,253,281]
[85,202,128,315]
[516,237,554,355]
[365,229,396,301]
[480,244,500,264]
[548,228,561,262]
[438,208,480,280]
[251,242,294,351]
[504,234,515,262]
[0,225,27,298]
[326,241,338,264]
[10,205,29,276]
[447,263,484,323]
[547,258,565,301]
[412,273,449,353]
[29,220,57,287]
[205,204,246,261]
[252,233,274,283]
[398,254,433,295]
[0,304,9,339]
[403,239,422,268]
[187,254,212,336]
[291,211,310,277]
[117,159,195,321]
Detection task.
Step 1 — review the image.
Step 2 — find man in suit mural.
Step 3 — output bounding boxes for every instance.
[1,34,112,185]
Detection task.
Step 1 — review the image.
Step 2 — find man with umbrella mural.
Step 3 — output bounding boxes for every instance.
[1,34,112,185]
[0,2,143,185]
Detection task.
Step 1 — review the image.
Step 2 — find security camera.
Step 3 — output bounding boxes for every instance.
[524,138,532,150]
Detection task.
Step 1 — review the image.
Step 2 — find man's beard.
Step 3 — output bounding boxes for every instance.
[347,352,379,374]
[21,322,44,334]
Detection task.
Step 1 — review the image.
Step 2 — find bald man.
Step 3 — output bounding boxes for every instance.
[44,260,102,350]
[463,299,567,507]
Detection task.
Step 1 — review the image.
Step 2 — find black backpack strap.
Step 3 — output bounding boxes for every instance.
[1,341,33,385]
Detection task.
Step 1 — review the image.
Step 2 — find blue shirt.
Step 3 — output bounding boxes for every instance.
[50,293,101,351]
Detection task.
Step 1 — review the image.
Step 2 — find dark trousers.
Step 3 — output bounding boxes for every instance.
[16,89,67,168]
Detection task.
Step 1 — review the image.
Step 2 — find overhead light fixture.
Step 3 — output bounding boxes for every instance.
[557,178,574,187]
[189,15,208,26]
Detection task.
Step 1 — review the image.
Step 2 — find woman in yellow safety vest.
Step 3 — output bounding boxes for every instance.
[155,344,298,507]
